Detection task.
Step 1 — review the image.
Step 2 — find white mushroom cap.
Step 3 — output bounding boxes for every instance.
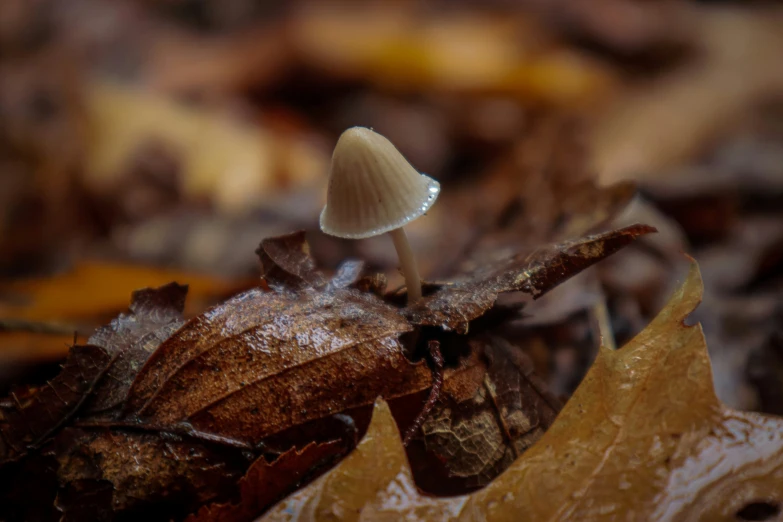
[320,127,440,239]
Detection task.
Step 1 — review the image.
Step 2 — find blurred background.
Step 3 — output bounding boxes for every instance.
[1,0,782,416]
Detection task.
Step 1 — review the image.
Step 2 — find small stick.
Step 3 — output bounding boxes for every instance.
[592,294,616,351]
[403,340,444,446]
[0,317,82,336]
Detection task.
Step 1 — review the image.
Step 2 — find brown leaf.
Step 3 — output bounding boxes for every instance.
[261,398,466,521]
[256,231,325,290]
[464,261,783,521]
[407,224,656,333]
[84,283,187,415]
[1,225,652,518]
[121,233,429,446]
[0,344,110,464]
[188,441,342,522]
[264,262,783,521]
[410,117,638,281]
[54,428,250,520]
[397,335,561,494]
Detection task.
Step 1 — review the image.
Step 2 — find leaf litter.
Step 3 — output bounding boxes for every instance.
[262,262,783,522]
[0,223,653,520]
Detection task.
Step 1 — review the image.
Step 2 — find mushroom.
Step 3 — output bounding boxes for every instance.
[320,127,440,304]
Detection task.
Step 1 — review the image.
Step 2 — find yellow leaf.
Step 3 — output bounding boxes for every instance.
[263,399,465,521]
[261,262,783,521]
[0,260,248,323]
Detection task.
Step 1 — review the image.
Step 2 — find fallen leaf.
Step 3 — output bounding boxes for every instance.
[0,344,110,464]
[592,8,783,184]
[0,260,245,323]
[465,261,783,521]
[261,398,466,522]
[54,428,250,520]
[423,117,638,285]
[0,331,77,363]
[263,261,783,521]
[399,335,561,493]
[407,224,656,333]
[188,441,342,522]
[0,227,648,519]
[292,6,615,105]
[83,283,187,416]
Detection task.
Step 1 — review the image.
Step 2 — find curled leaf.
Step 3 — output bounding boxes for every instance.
[408,224,656,333]
[264,261,783,521]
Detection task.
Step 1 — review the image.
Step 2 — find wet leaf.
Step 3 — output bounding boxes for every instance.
[400,335,561,493]
[189,441,342,522]
[83,283,187,415]
[120,261,429,446]
[407,224,656,333]
[261,399,466,522]
[0,344,110,464]
[0,228,649,519]
[54,428,250,520]
[264,262,783,521]
[466,261,783,521]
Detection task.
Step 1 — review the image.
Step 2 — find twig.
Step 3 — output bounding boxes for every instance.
[591,294,616,351]
[0,317,82,336]
[403,340,444,446]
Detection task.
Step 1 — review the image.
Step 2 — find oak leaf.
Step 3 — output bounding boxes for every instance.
[262,261,783,521]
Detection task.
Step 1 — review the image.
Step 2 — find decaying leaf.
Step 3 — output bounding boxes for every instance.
[120,248,428,446]
[54,428,251,519]
[262,399,466,522]
[400,335,561,493]
[407,224,655,333]
[0,344,110,464]
[188,441,341,522]
[0,226,650,520]
[264,262,783,521]
[84,283,187,415]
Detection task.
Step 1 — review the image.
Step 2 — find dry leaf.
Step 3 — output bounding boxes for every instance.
[407,224,655,333]
[263,261,783,521]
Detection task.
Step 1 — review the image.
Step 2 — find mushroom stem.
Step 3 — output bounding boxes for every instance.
[389,227,422,304]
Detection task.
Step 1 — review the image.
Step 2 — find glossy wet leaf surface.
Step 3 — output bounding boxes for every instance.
[261,263,783,522]
[0,227,653,520]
